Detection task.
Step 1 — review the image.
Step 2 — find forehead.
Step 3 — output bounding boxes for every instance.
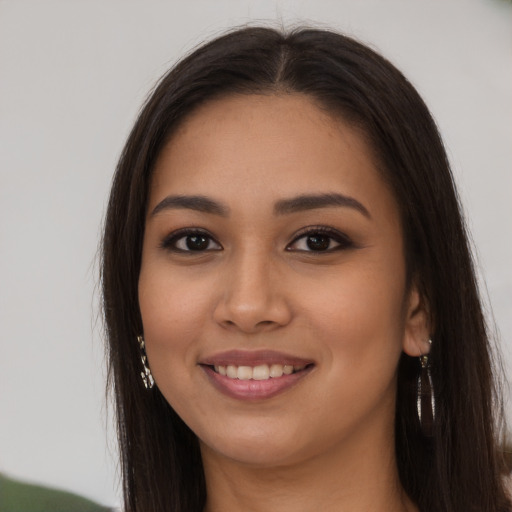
[149,93,396,221]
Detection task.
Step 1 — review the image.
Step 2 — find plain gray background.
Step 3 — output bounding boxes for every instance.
[1,0,510,507]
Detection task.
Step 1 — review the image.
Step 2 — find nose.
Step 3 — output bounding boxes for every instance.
[213,249,292,333]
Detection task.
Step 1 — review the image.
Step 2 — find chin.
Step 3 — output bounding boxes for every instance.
[198,423,309,468]
[202,443,302,469]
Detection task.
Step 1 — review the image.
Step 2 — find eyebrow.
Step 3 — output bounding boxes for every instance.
[151,195,230,217]
[274,193,371,218]
[150,192,370,219]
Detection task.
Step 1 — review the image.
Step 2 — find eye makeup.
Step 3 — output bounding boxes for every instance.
[159,224,355,255]
[286,225,355,253]
[160,227,222,253]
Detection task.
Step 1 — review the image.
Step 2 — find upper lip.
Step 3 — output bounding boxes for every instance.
[200,349,314,367]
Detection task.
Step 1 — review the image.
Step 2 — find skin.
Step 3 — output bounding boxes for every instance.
[138,94,430,512]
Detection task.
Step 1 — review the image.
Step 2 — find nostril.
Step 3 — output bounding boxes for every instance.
[213,292,293,333]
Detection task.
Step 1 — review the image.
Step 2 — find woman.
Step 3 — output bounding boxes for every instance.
[101,27,511,511]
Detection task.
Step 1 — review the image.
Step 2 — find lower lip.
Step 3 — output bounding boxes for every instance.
[201,365,313,401]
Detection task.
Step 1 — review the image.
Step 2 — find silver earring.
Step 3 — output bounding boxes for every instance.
[417,339,435,436]
[137,335,154,389]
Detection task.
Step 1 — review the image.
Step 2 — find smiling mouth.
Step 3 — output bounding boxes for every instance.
[200,350,314,400]
[210,363,310,380]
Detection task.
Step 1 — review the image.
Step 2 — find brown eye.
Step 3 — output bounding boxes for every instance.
[305,234,331,251]
[161,229,222,253]
[186,234,210,251]
[287,227,353,253]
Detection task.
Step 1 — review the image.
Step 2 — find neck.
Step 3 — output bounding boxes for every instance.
[201,423,416,512]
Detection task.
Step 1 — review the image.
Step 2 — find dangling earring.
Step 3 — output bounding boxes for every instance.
[417,339,435,436]
[137,335,155,389]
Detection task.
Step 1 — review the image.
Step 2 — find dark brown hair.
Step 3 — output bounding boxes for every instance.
[101,26,510,512]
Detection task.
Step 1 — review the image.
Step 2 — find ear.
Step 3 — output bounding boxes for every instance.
[402,285,431,357]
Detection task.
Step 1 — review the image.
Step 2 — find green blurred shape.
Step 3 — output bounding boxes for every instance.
[0,473,111,512]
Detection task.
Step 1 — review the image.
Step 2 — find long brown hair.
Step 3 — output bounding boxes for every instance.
[101,26,510,512]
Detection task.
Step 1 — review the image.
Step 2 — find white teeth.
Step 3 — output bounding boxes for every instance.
[237,366,252,380]
[213,363,307,380]
[283,365,293,375]
[269,364,284,378]
[252,364,270,380]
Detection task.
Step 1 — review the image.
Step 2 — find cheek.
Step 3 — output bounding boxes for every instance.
[304,259,406,337]
[138,266,213,381]
[139,257,213,324]
[295,265,406,431]
[300,260,407,392]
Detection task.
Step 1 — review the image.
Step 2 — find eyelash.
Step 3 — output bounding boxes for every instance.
[287,226,354,253]
[160,226,354,254]
[160,228,221,253]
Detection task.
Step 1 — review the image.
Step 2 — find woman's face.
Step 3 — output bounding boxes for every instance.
[139,94,428,468]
